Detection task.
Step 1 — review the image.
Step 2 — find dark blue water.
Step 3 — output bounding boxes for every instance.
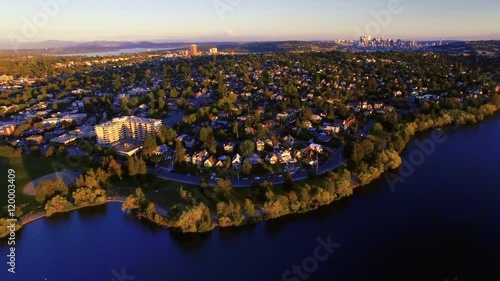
[1,117,500,281]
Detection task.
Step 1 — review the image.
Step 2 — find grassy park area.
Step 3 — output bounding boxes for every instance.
[0,155,86,216]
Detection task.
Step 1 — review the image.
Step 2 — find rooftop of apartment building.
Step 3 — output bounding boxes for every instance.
[95,116,162,129]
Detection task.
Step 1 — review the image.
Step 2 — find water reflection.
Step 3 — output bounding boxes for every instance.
[218,223,257,240]
[76,204,108,221]
[45,210,72,224]
[168,229,212,252]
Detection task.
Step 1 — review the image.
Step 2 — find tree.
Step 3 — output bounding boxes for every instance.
[143,136,157,156]
[239,140,255,158]
[159,126,178,144]
[174,139,186,166]
[13,123,30,137]
[128,157,147,177]
[44,146,56,158]
[158,97,166,111]
[35,178,69,204]
[283,170,293,191]
[72,188,106,206]
[242,160,252,176]
[107,159,123,179]
[168,202,213,232]
[337,103,349,118]
[121,187,147,212]
[216,178,233,191]
[232,121,239,138]
[75,173,99,190]
[45,195,71,217]
[170,87,179,98]
[243,199,255,216]
[157,89,166,99]
[302,107,313,120]
[199,127,213,144]
[256,124,267,139]
[95,167,109,187]
[206,134,217,154]
[372,123,384,135]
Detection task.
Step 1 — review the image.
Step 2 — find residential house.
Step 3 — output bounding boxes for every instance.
[266,153,279,165]
[0,124,16,136]
[309,143,323,153]
[263,120,275,130]
[294,149,302,159]
[276,112,289,121]
[256,140,265,152]
[153,144,171,156]
[245,127,256,135]
[232,153,242,169]
[265,138,274,147]
[204,156,215,168]
[245,154,262,165]
[383,105,395,113]
[343,115,356,129]
[192,150,208,166]
[323,124,340,134]
[26,135,43,144]
[279,149,292,163]
[255,107,265,115]
[310,114,322,123]
[223,143,234,153]
[184,137,196,148]
[283,135,295,146]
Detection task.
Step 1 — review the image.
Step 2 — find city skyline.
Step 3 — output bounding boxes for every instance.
[1,0,499,49]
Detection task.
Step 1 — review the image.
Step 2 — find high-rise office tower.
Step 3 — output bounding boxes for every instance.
[190,44,198,56]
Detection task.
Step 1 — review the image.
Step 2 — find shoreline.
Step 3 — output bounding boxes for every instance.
[0,198,126,240]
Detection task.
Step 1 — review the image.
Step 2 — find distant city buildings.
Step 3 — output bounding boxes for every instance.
[358,35,418,48]
[209,47,218,55]
[94,116,162,145]
[190,44,198,56]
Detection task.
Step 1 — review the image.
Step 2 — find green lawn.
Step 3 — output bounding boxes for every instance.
[109,177,201,208]
[0,155,87,217]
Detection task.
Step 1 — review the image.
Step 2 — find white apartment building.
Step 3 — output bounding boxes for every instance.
[94,116,162,145]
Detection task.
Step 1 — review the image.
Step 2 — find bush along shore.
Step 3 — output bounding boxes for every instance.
[123,95,500,233]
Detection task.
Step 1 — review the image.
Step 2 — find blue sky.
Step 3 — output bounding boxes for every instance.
[2,0,499,44]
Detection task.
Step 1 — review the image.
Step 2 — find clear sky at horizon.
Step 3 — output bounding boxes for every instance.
[1,0,499,44]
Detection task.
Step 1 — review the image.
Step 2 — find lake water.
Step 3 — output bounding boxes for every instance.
[1,116,500,281]
[57,47,178,57]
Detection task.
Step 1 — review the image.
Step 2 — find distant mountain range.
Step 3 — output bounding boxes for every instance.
[0,40,340,54]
